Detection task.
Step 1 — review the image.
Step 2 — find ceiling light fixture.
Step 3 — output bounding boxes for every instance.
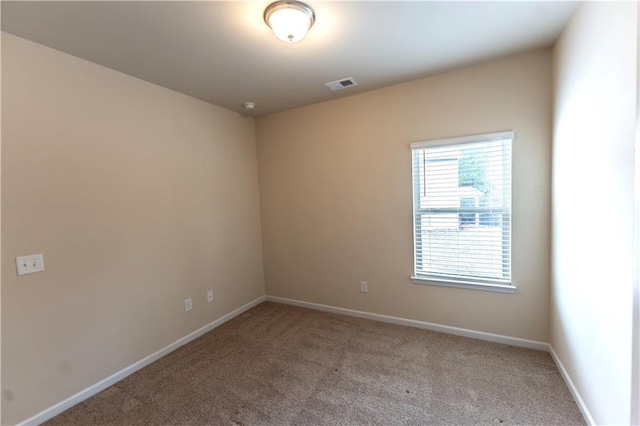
[264,1,315,43]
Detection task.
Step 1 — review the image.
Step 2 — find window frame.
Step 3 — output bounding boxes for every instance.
[410,131,516,294]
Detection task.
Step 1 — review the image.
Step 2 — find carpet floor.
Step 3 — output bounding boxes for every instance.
[45,302,584,425]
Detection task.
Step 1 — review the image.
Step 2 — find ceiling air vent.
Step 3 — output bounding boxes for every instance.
[324,77,358,92]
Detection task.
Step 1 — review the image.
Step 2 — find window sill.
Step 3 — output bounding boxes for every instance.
[411,276,516,294]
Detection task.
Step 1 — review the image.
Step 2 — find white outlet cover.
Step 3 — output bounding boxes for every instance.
[184,298,193,312]
[207,290,214,302]
[16,254,45,276]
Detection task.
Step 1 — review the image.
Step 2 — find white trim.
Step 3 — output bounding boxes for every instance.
[410,130,515,150]
[548,345,596,426]
[632,5,640,422]
[17,295,267,426]
[265,295,547,351]
[17,295,594,426]
[267,296,596,424]
[411,276,516,294]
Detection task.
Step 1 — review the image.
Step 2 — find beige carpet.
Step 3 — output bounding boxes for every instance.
[45,302,584,425]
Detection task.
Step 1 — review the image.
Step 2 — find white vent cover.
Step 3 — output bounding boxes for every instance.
[325,77,358,92]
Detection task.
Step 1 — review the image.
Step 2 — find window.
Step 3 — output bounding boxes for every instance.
[411,131,515,293]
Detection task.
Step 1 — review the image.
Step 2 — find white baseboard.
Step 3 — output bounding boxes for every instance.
[18,295,267,426]
[548,345,596,426]
[265,296,597,425]
[18,294,594,426]
[265,295,549,351]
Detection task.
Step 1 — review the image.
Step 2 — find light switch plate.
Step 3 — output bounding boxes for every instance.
[16,254,45,276]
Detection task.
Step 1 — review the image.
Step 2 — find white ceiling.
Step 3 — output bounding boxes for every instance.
[1,1,579,117]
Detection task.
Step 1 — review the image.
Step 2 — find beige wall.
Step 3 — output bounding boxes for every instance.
[256,50,552,342]
[551,2,638,424]
[1,33,265,425]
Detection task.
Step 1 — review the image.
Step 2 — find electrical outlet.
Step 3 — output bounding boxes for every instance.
[360,281,368,293]
[16,254,45,276]
[184,298,193,312]
[207,290,214,303]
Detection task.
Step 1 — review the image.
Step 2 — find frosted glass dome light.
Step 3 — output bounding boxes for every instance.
[264,1,315,43]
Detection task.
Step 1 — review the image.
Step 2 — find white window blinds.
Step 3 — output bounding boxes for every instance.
[411,131,513,288]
